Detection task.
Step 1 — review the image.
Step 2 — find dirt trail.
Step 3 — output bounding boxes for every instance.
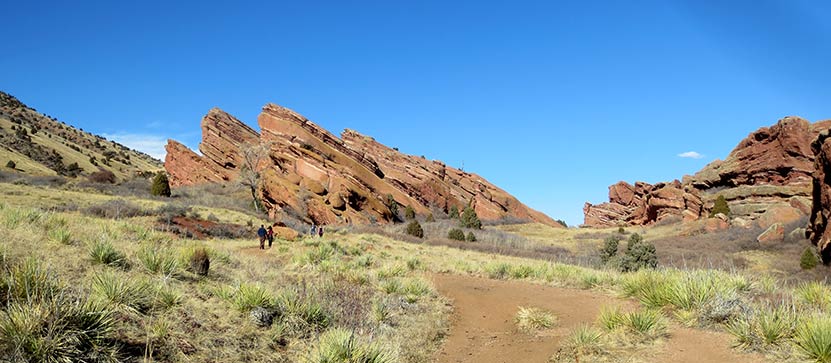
[432,273,765,363]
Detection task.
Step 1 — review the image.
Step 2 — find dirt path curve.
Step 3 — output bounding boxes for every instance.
[431,273,765,363]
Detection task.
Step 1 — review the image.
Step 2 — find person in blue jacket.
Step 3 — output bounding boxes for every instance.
[257,225,267,250]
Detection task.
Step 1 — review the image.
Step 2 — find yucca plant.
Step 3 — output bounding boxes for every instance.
[232,283,274,312]
[794,315,831,362]
[566,324,605,357]
[89,239,128,268]
[795,282,831,310]
[625,309,668,339]
[597,306,625,331]
[756,304,796,346]
[136,245,178,276]
[92,272,153,313]
[48,227,72,245]
[277,290,330,337]
[303,328,394,363]
[515,307,557,332]
[725,315,757,349]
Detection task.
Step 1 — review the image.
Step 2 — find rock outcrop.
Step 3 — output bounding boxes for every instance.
[807,130,831,262]
[583,180,702,227]
[584,117,830,228]
[165,103,559,227]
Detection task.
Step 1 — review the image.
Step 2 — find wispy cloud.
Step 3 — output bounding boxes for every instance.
[101,133,168,160]
[677,151,704,159]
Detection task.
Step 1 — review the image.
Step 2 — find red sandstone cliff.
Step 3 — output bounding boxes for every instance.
[584,117,831,228]
[165,104,559,227]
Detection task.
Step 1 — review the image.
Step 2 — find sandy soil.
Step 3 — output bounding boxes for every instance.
[431,273,766,363]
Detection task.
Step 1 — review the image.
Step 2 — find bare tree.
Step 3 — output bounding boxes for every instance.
[238,142,272,212]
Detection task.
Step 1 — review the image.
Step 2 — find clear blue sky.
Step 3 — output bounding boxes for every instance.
[2,1,830,226]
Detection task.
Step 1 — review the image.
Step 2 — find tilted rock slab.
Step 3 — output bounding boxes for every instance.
[584,117,829,228]
[166,103,559,227]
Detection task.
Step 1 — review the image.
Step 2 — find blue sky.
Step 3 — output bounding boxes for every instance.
[2,1,830,226]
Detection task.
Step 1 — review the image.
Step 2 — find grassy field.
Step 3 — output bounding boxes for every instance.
[2,181,831,362]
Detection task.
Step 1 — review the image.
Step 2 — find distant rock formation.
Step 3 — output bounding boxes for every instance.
[165,103,559,227]
[584,117,830,227]
[807,129,831,262]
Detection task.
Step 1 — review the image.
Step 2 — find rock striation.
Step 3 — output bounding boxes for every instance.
[584,117,831,227]
[165,103,559,227]
[807,130,831,262]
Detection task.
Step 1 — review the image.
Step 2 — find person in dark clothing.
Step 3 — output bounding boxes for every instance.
[266,226,274,248]
[318,226,324,238]
[257,225,267,250]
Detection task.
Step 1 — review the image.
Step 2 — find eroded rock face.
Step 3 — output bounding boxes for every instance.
[584,116,828,228]
[583,180,703,227]
[807,130,831,262]
[165,104,560,227]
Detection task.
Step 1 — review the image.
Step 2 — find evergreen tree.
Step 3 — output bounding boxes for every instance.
[460,206,482,229]
[151,172,171,197]
[710,195,731,217]
[405,220,424,238]
[404,205,416,220]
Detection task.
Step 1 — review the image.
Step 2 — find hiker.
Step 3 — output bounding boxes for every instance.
[318,225,324,238]
[266,226,274,248]
[257,225,266,250]
[310,224,317,237]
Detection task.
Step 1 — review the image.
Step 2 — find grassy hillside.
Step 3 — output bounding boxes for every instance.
[2,180,831,362]
[0,91,161,180]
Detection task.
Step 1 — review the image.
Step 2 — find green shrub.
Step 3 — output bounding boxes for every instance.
[385,194,399,221]
[619,233,657,272]
[466,232,477,242]
[447,229,465,241]
[305,328,393,363]
[404,205,415,220]
[448,206,460,219]
[150,172,171,197]
[5,160,15,169]
[599,236,620,265]
[802,247,820,270]
[710,195,731,217]
[405,220,424,238]
[460,206,482,229]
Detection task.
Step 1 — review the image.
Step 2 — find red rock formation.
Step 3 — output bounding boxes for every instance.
[165,103,559,227]
[583,180,702,227]
[584,117,829,228]
[808,129,831,262]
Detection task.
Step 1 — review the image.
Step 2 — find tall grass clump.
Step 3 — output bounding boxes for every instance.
[597,306,625,331]
[794,315,831,363]
[756,304,797,346]
[303,328,394,363]
[561,324,605,359]
[515,307,557,332]
[89,239,128,268]
[484,262,511,280]
[189,247,210,276]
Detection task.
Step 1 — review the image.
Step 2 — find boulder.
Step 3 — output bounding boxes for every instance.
[272,226,299,241]
[757,223,785,245]
[705,217,730,233]
[756,205,804,229]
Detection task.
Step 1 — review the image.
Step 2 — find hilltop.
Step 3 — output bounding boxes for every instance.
[0,91,162,180]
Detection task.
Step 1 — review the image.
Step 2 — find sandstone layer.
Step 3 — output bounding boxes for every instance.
[584,117,831,227]
[166,104,559,227]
